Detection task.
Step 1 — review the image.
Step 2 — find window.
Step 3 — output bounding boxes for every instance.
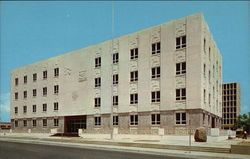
[15,120,18,127]
[203,38,206,53]
[176,112,186,124]
[23,91,27,99]
[176,35,186,49]
[24,75,27,84]
[130,93,138,104]
[54,102,58,111]
[113,74,119,84]
[176,62,186,75]
[95,57,101,68]
[33,89,37,97]
[130,48,138,60]
[152,67,160,79]
[43,71,47,79]
[94,98,101,107]
[151,114,160,125]
[33,105,36,112]
[54,85,59,94]
[213,65,215,77]
[151,91,160,103]
[152,42,160,54]
[15,78,18,86]
[95,77,101,87]
[130,71,138,82]
[204,89,206,103]
[203,113,205,124]
[15,92,18,100]
[23,120,27,127]
[95,117,101,126]
[176,88,186,100]
[113,53,119,64]
[113,96,118,106]
[43,87,47,96]
[23,106,27,114]
[54,119,59,126]
[33,73,37,82]
[54,68,59,77]
[113,116,119,125]
[209,47,211,61]
[14,107,18,114]
[43,104,47,112]
[208,70,211,83]
[209,93,211,105]
[32,120,36,127]
[43,119,47,127]
[203,64,206,78]
[130,114,138,125]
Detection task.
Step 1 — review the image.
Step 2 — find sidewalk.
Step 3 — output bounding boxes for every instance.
[0,132,250,159]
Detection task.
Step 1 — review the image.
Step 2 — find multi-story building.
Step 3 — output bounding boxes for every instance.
[10,13,222,135]
[222,83,240,130]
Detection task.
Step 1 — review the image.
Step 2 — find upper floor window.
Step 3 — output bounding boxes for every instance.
[113,115,119,125]
[24,75,27,84]
[176,112,186,124]
[130,48,138,60]
[95,77,101,88]
[95,117,101,126]
[152,67,160,79]
[113,53,119,64]
[151,114,160,125]
[176,88,186,100]
[54,102,59,111]
[203,64,206,78]
[14,107,18,114]
[15,92,18,100]
[113,96,118,106]
[23,91,27,99]
[130,71,138,82]
[33,105,36,112]
[15,78,18,86]
[204,89,206,104]
[209,47,211,61]
[152,42,161,54]
[23,106,27,114]
[54,68,59,77]
[43,103,47,112]
[95,57,101,68]
[33,89,37,97]
[43,71,47,79]
[94,98,101,107]
[130,93,138,104]
[176,36,186,49]
[151,91,160,103]
[203,38,206,53]
[43,87,47,96]
[176,62,186,75]
[54,85,59,94]
[113,74,119,85]
[130,114,138,125]
[54,119,59,126]
[33,73,37,82]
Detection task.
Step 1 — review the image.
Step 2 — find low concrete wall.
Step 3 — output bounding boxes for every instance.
[231,145,250,155]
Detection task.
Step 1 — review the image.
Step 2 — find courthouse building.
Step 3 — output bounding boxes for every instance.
[10,13,222,134]
[222,83,241,130]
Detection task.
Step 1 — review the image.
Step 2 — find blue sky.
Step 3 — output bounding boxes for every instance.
[0,1,249,122]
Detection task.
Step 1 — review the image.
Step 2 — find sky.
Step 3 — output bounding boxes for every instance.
[0,1,249,122]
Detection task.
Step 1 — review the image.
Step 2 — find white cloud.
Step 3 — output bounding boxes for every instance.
[0,93,10,113]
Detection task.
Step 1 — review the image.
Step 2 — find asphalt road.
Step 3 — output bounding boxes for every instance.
[0,140,189,159]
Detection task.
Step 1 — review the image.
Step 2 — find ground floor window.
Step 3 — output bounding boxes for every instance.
[151,114,160,125]
[43,119,47,127]
[113,116,119,125]
[176,112,186,124]
[95,117,101,126]
[54,119,59,126]
[130,114,138,125]
[23,120,27,127]
[32,120,37,127]
[15,120,18,127]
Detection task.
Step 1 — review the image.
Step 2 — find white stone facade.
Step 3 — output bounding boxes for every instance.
[10,13,222,134]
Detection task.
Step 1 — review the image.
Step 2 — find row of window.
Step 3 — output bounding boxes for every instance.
[223,113,237,119]
[95,36,187,68]
[223,119,236,125]
[94,64,186,88]
[223,90,237,95]
[94,112,186,126]
[14,85,59,100]
[15,68,59,86]
[223,83,237,89]
[223,107,237,113]
[14,119,59,127]
[222,101,237,107]
[14,102,59,114]
[223,95,237,101]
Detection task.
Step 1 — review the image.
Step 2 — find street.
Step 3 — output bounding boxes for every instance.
[0,140,187,159]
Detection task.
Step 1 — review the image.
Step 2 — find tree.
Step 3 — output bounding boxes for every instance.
[234,112,250,133]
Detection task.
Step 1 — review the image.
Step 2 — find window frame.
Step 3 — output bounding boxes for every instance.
[175,112,187,125]
[54,68,59,77]
[151,114,160,125]
[94,116,101,126]
[130,114,138,126]
[176,88,186,101]
[130,71,138,82]
[113,96,118,106]
[95,77,101,88]
[130,48,138,60]
[95,57,101,68]
[152,42,161,55]
[176,36,186,49]
[176,62,186,75]
[113,74,119,85]
[113,53,119,64]
[151,67,160,79]
[151,91,160,103]
[130,93,138,104]
[113,115,119,126]
[94,97,101,107]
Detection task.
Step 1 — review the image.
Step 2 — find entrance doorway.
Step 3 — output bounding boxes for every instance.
[64,115,86,134]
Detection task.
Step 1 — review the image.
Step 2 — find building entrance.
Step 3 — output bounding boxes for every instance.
[64,115,86,134]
